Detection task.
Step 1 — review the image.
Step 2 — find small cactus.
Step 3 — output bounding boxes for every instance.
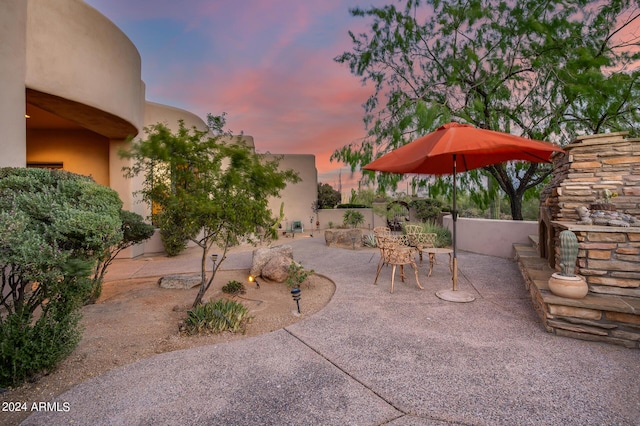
[559,230,579,276]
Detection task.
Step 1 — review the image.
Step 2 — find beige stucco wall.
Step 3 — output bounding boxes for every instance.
[27,129,110,185]
[317,208,379,231]
[442,216,538,258]
[25,0,144,134]
[264,154,317,231]
[0,0,27,166]
[144,102,208,133]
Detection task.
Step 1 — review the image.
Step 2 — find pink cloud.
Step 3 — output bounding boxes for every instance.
[158,47,373,176]
[86,0,387,181]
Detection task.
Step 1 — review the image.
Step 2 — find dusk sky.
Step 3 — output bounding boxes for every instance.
[84,0,391,192]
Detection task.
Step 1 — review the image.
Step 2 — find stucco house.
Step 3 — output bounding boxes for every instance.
[1,0,317,257]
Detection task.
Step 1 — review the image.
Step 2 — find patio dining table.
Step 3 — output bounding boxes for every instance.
[421,247,454,278]
[404,229,454,279]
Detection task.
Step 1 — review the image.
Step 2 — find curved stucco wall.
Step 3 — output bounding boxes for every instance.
[144,102,207,132]
[0,0,27,166]
[143,104,256,148]
[25,0,144,133]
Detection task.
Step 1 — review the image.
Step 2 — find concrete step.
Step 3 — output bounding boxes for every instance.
[514,243,538,257]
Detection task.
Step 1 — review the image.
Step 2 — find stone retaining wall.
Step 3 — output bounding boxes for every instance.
[324,229,363,249]
[554,223,640,298]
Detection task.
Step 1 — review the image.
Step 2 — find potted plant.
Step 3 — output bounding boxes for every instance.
[548,230,588,298]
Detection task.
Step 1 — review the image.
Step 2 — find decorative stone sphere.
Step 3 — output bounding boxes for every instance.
[548,272,588,299]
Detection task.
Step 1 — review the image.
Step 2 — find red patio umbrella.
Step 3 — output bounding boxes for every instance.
[364,122,564,302]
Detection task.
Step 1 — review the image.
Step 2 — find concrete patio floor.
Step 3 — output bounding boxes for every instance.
[24,236,640,425]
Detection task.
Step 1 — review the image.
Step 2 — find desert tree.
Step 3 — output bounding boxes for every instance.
[121,114,299,306]
[317,182,342,209]
[333,0,640,219]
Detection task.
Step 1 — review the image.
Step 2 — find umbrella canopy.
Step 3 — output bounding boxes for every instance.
[363,122,564,175]
[363,122,564,302]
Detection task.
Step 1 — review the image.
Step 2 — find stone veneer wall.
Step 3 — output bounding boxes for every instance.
[531,131,640,348]
[539,131,640,267]
[540,131,640,221]
[554,223,640,297]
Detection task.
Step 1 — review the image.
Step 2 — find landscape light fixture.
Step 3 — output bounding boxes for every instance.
[211,254,218,267]
[248,275,260,288]
[351,236,356,250]
[291,287,301,314]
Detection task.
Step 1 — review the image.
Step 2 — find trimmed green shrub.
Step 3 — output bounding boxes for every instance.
[336,203,368,209]
[157,210,192,256]
[1,297,82,387]
[286,262,314,289]
[183,299,251,334]
[0,168,122,387]
[221,280,246,295]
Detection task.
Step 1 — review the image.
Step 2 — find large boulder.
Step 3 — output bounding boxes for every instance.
[158,274,201,289]
[250,245,293,280]
[261,255,293,282]
[324,229,363,248]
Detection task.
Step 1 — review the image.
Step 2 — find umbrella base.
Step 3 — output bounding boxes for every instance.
[435,289,475,303]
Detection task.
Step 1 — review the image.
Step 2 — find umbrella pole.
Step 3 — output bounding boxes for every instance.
[452,154,457,291]
[435,154,475,303]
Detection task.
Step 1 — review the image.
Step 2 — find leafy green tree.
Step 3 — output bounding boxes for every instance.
[333,0,640,220]
[121,114,300,307]
[409,198,444,223]
[0,168,122,386]
[348,187,377,207]
[317,182,341,209]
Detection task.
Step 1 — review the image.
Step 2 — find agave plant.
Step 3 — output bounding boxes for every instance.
[183,299,252,334]
[362,233,377,247]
